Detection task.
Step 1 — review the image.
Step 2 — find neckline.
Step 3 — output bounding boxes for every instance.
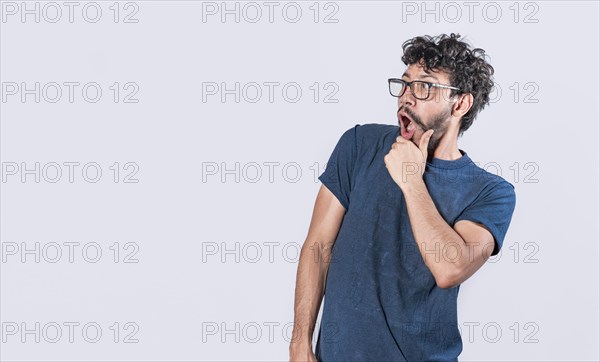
[427,149,472,169]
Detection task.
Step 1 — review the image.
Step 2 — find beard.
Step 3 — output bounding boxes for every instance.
[399,105,452,159]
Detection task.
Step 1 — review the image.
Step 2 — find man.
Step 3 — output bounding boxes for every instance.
[289,33,516,361]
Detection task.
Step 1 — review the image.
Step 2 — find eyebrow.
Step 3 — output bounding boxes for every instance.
[401,72,440,82]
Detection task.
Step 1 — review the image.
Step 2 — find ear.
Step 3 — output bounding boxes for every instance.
[452,93,473,118]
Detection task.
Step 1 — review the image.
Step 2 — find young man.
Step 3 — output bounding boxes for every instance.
[289,33,516,361]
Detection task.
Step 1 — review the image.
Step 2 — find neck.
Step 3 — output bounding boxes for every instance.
[431,127,462,161]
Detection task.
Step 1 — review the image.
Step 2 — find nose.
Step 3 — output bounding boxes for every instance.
[398,86,416,108]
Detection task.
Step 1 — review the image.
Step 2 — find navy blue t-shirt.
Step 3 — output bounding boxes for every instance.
[315,124,516,361]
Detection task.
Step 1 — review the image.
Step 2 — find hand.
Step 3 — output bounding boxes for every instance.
[384,129,434,191]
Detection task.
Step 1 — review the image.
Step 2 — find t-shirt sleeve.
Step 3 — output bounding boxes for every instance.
[317,125,359,211]
[454,180,516,256]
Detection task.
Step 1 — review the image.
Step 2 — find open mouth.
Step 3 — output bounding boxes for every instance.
[399,112,417,139]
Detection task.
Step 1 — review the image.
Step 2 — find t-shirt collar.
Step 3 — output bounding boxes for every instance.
[427,149,472,169]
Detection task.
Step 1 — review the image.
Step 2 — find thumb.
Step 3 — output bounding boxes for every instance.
[419,129,435,156]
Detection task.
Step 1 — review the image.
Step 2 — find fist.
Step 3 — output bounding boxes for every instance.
[384,129,434,189]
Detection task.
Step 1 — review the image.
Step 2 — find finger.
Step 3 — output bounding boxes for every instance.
[419,129,435,156]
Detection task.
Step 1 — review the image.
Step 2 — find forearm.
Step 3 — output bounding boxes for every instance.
[402,180,469,287]
[290,240,331,349]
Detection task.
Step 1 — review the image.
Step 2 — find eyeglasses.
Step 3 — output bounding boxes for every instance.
[388,78,461,100]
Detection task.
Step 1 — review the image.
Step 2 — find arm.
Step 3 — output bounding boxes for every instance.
[384,131,506,289]
[402,180,495,289]
[289,184,346,361]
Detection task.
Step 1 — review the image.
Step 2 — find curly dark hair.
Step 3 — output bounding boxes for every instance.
[401,33,494,136]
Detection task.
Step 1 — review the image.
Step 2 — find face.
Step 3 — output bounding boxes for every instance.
[397,62,457,156]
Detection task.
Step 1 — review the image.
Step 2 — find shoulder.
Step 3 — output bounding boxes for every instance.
[333,122,398,148]
[466,158,516,201]
[336,123,398,159]
[340,123,398,146]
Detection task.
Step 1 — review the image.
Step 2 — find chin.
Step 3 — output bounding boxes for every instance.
[413,131,423,142]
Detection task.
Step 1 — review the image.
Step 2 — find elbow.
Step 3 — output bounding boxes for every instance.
[435,278,459,289]
[433,268,462,289]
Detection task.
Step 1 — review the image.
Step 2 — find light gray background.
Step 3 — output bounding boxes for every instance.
[1,1,599,361]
